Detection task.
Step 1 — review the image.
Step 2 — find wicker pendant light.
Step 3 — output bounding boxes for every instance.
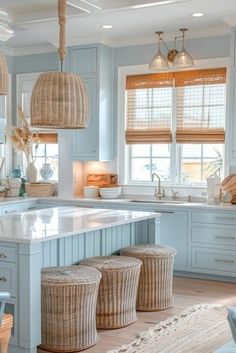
[0,52,8,95]
[30,0,89,129]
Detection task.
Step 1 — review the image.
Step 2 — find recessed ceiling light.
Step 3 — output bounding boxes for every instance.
[101,25,113,29]
[192,12,204,17]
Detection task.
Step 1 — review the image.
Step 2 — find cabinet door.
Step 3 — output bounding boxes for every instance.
[72,80,98,160]
[159,210,188,269]
[70,47,97,79]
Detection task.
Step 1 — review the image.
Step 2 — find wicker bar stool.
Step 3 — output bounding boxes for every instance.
[121,244,176,311]
[41,266,101,352]
[80,256,142,329]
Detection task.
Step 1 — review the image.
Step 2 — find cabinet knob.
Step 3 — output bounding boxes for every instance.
[0,276,7,282]
[0,253,7,258]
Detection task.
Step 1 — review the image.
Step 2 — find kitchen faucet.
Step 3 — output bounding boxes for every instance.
[152,173,163,200]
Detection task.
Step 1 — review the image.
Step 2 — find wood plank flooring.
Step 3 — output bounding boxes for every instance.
[38,277,236,353]
[85,277,236,353]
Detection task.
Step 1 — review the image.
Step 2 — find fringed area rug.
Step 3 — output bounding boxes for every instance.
[108,304,232,353]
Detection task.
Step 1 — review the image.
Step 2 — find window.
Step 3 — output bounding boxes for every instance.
[34,143,59,181]
[17,73,59,181]
[124,67,226,185]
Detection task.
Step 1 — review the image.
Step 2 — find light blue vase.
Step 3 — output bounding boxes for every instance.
[40,163,54,181]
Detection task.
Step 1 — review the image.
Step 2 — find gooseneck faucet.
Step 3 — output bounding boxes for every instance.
[152,173,163,200]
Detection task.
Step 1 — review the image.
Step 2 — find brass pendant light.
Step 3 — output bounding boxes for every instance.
[30,0,89,129]
[0,52,8,95]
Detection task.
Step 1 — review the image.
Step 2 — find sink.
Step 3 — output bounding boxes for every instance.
[129,199,186,204]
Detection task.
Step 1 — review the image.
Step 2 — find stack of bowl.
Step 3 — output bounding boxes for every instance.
[99,186,122,199]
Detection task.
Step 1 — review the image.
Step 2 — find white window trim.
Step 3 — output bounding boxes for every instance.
[117,57,230,188]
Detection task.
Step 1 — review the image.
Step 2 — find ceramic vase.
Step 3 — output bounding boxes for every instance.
[26,162,37,183]
[40,163,54,181]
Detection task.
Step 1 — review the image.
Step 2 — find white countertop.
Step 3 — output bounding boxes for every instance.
[0,206,159,244]
[41,196,236,211]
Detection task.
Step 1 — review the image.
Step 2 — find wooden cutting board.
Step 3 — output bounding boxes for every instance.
[86,174,118,187]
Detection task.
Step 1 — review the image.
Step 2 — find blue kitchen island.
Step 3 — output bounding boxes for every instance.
[0,206,160,353]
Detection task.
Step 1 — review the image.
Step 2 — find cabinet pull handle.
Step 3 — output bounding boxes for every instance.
[214,258,235,264]
[0,253,7,258]
[28,207,37,210]
[5,210,17,214]
[215,216,236,221]
[0,277,7,282]
[155,211,175,214]
[215,235,235,240]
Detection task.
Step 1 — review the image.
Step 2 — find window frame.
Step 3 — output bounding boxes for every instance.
[16,73,59,180]
[117,58,230,187]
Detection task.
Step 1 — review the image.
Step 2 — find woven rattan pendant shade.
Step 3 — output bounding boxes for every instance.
[31,72,88,128]
[30,0,89,129]
[0,53,8,96]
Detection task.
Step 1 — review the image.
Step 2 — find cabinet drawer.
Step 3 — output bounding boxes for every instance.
[192,211,236,225]
[0,263,16,297]
[0,245,17,263]
[191,226,236,246]
[192,247,236,273]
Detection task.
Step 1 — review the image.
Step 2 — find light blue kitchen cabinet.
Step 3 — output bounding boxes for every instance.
[68,44,114,161]
[158,210,188,269]
[70,47,97,79]
[71,80,98,159]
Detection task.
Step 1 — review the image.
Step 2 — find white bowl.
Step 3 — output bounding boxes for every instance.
[99,187,122,199]
[83,186,99,198]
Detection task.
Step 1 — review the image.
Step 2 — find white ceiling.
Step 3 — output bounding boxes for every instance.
[0,0,235,50]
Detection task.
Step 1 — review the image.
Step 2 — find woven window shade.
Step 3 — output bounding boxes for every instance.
[126,73,173,144]
[37,133,58,144]
[175,68,226,143]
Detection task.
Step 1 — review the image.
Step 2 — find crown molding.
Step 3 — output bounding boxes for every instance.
[49,36,113,48]
[5,44,57,57]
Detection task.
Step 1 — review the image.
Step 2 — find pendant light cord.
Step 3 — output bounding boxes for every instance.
[58,0,66,72]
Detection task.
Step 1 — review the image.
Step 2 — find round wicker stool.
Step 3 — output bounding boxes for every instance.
[121,244,176,311]
[41,266,101,352]
[80,256,142,329]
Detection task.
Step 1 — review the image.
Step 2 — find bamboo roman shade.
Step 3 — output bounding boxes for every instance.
[125,68,226,145]
[126,73,173,144]
[37,133,58,144]
[175,68,226,143]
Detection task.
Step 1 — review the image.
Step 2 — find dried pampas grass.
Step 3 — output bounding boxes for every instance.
[11,106,40,163]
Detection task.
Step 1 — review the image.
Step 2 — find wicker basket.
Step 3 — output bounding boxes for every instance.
[80,256,142,329]
[25,183,54,197]
[121,244,176,311]
[41,266,101,352]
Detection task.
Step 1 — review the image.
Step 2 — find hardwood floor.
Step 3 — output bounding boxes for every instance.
[86,276,236,353]
[38,276,236,353]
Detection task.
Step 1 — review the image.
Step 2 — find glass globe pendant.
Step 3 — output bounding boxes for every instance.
[149,31,169,70]
[173,28,194,68]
